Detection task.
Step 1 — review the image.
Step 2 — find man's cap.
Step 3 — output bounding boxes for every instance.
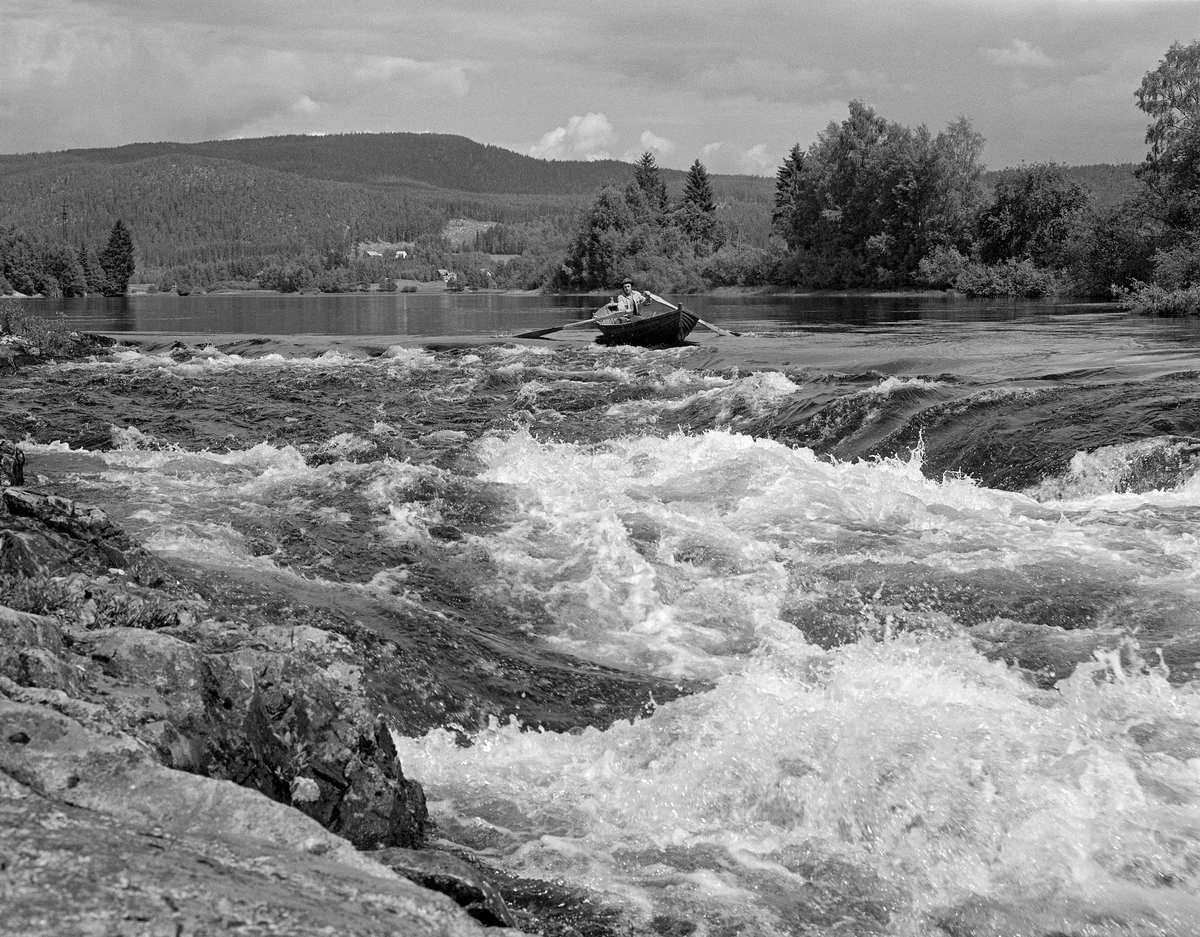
[621,278,633,286]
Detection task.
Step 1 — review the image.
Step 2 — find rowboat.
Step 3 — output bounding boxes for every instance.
[594,305,699,347]
[514,292,733,343]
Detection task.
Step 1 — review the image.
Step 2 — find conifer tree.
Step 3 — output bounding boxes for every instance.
[99,219,135,295]
[631,151,668,216]
[679,159,720,250]
[78,245,111,295]
[772,144,807,248]
[682,159,716,215]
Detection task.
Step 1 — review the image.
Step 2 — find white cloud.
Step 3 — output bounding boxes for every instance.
[529,112,616,160]
[639,130,675,154]
[622,129,676,161]
[740,143,775,174]
[702,142,722,159]
[983,39,1055,69]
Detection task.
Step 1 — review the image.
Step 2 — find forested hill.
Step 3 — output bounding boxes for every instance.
[0,151,595,267]
[0,133,776,267]
[983,162,1139,210]
[0,133,643,197]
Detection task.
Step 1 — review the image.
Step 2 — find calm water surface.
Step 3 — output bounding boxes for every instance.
[19,289,1124,333]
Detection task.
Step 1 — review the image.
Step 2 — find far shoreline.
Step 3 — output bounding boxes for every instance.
[4,283,1099,302]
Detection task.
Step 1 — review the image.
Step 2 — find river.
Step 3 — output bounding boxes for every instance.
[8,292,1200,936]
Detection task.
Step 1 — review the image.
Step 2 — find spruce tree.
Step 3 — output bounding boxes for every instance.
[631,151,668,216]
[772,144,807,248]
[99,219,135,295]
[680,159,719,250]
[78,245,111,295]
[683,159,716,214]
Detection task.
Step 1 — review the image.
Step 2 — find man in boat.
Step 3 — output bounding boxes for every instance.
[612,278,648,319]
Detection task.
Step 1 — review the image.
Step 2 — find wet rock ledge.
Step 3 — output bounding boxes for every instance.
[0,482,520,936]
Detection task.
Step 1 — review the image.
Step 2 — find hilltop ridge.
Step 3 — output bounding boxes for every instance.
[0,132,642,197]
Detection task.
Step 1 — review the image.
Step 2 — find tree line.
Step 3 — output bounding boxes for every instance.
[0,220,134,298]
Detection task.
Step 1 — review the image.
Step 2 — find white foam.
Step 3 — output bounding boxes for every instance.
[396,635,1200,934]
[318,432,376,458]
[866,374,948,395]
[382,345,437,369]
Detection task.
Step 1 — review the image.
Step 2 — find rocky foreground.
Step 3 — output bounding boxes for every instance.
[0,475,536,936]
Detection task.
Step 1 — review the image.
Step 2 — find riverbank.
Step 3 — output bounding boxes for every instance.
[4,282,990,302]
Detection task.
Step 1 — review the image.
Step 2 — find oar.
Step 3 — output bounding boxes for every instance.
[517,302,629,339]
[644,292,740,337]
[515,316,602,339]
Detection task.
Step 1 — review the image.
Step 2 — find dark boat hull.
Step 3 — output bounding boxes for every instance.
[595,307,699,347]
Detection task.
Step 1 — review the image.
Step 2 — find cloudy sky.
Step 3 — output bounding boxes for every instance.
[2,0,1198,175]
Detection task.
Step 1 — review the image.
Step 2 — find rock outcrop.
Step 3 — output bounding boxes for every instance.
[1,484,427,849]
[1,687,484,937]
[0,485,507,934]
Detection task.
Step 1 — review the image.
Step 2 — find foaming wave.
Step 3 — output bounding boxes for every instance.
[109,425,185,452]
[317,432,377,459]
[52,439,365,569]
[468,428,1020,679]
[381,345,438,369]
[63,344,372,376]
[1026,436,1200,501]
[864,375,950,396]
[605,369,799,429]
[395,633,1200,935]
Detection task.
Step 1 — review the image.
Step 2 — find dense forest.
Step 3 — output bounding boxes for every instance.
[2,38,1197,306]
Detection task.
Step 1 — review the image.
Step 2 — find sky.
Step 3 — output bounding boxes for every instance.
[2,0,1198,175]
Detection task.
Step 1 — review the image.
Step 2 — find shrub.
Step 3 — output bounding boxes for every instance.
[916,246,969,289]
[1151,237,1200,290]
[1116,281,1200,315]
[954,258,1054,297]
[700,245,776,286]
[0,300,81,356]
